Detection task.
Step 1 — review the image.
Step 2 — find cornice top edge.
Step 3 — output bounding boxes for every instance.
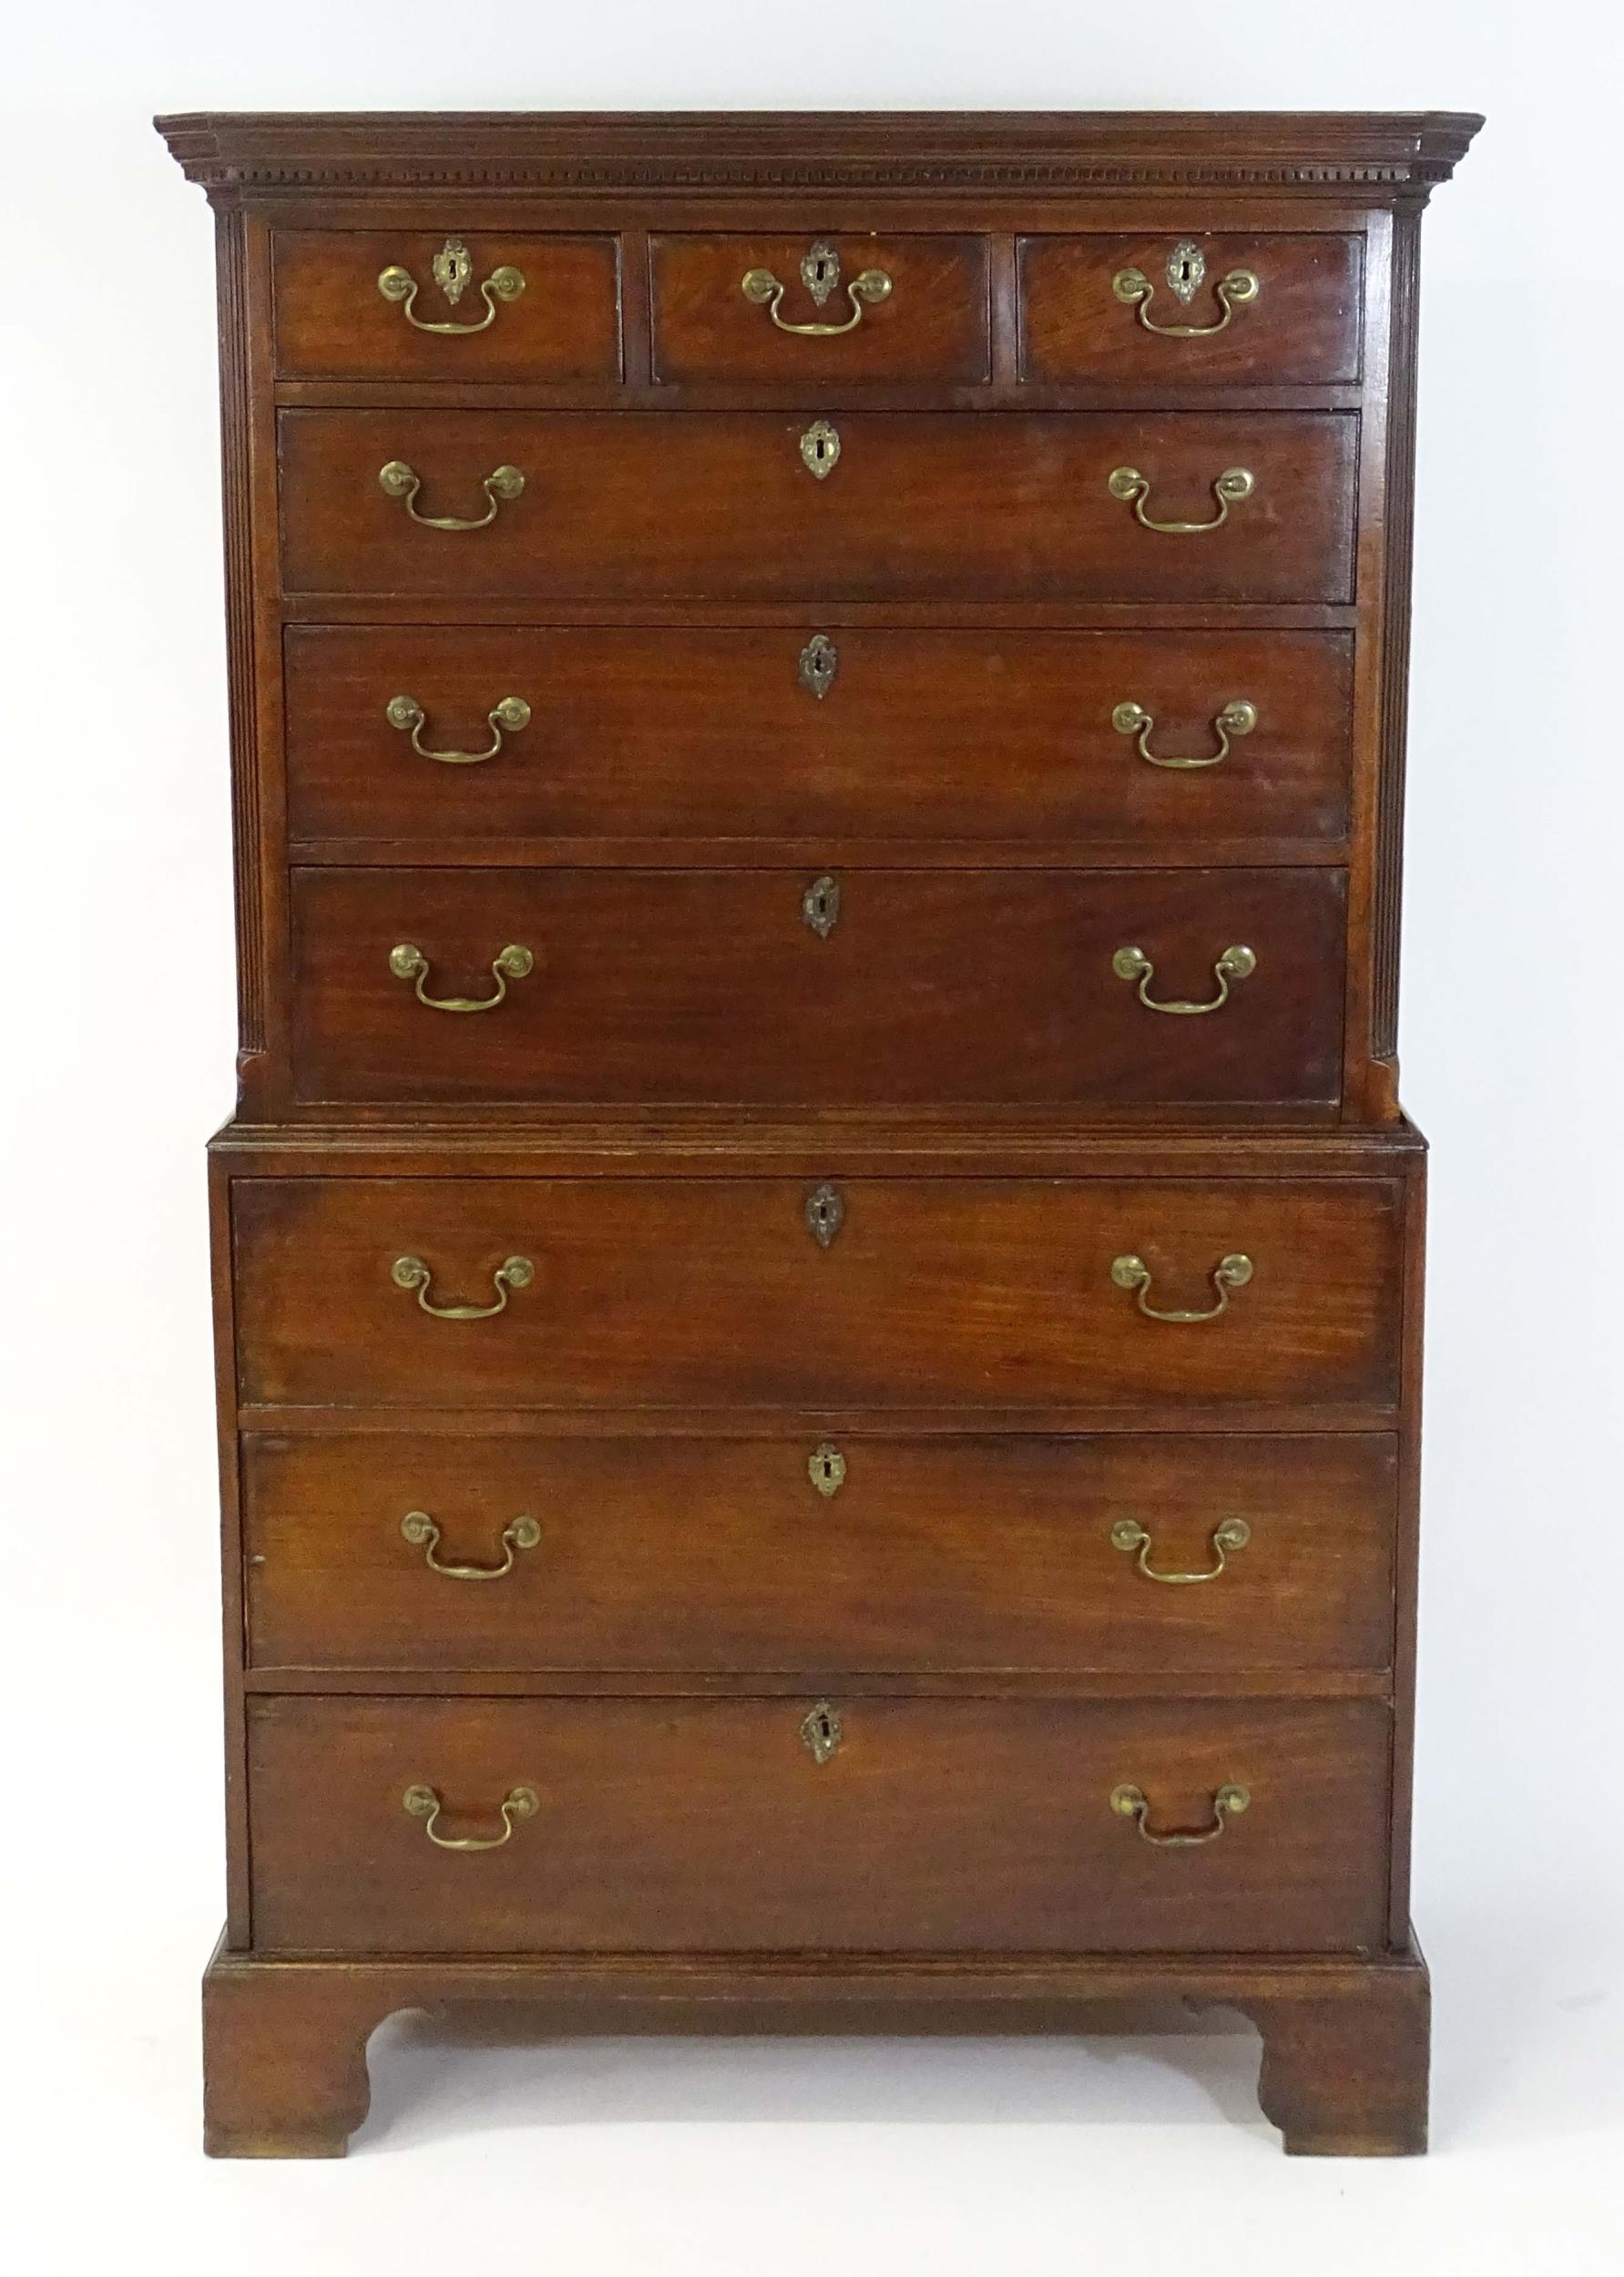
[153,109,1485,199]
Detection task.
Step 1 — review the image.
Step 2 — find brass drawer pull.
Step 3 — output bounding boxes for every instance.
[800,419,842,480]
[1111,241,1260,338]
[1110,1782,1250,1847]
[386,692,532,765]
[403,1782,537,1851]
[378,459,525,530]
[1112,943,1256,1015]
[1111,1251,1253,1323]
[742,240,892,336]
[389,941,534,1013]
[1108,465,1253,534]
[1112,698,1258,770]
[392,1253,535,1320]
[1111,1516,1251,1584]
[377,237,526,334]
[400,1510,541,1580]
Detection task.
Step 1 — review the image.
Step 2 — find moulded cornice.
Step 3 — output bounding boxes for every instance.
[155,109,1484,203]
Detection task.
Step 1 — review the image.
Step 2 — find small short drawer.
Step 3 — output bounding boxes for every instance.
[1020,233,1364,386]
[278,409,1356,604]
[230,1174,1404,1415]
[649,233,989,383]
[247,1692,1393,1954]
[271,230,622,382]
[242,1431,1398,1677]
[283,627,1354,854]
[288,863,1347,1108]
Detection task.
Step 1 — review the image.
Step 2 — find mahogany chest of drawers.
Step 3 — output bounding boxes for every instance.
[158,107,1478,2157]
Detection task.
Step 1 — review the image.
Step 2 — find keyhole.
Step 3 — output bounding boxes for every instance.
[808,1441,847,1496]
[811,255,834,290]
[1175,252,1198,290]
[801,1700,843,1763]
[805,1182,844,1246]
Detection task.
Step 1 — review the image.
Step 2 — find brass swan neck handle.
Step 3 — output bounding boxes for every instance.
[400,1510,542,1581]
[378,459,525,531]
[1110,1516,1251,1585]
[741,240,893,336]
[1110,1782,1251,1847]
[1110,1252,1253,1323]
[377,239,526,334]
[1108,465,1254,534]
[402,1784,537,1851]
[1112,943,1256,1016]
[391,1253,535,1321]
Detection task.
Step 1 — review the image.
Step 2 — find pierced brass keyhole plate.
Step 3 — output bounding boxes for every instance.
[801,1700,843,1763]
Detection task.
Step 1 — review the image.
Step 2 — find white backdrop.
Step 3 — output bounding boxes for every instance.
[5,5,1620,2272]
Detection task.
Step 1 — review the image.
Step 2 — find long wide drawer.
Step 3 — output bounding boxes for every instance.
[231,1176,1404,1414]
[284,626,1355,854]
[278,410,1356,602]
[247,1692,1392,1953]
[242,1431,1398,1675]
[289,865,1346,1108]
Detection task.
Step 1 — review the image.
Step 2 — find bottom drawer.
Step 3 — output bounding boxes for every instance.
[248,1694,1390,1955]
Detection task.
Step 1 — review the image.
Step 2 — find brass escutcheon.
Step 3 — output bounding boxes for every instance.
[800,419,842,479]
[801,1700,843,1763]
[808,1442,847,1496]
[805,1182,845,1248]
[799,632,838,699]
[802,873,841,939]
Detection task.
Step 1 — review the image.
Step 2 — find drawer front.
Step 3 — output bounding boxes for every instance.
[1020,233,1364,386]
[231,1176,1404,1413]
[289,865,1346,1108]
[285,626,1354,852]
[649,233,990,383]
[248,1692,1392,1953]
[279,410,1356,603]
[271,230,622,382]
[243,1431,1398,1675]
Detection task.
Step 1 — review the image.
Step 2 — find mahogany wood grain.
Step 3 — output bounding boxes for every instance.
[650,233,989,383]
[278,409,1356,603]
[1019,233,1363,386]
[271,230,622,382]
[283,625,1354,853]
[288,864,1347,1108]
[230,1173,1404,1412]
[241,1429,1397,1676]
[247,1691,1392,1954]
